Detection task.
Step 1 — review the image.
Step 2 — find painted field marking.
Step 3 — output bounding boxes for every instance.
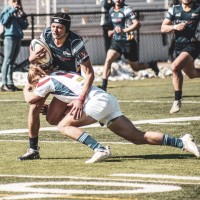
[0,100,24,102]
[111,174,200,181]
[0,116,200,135]
[0,174,184,199]
[0,99,200,104]
[118,100,200,104]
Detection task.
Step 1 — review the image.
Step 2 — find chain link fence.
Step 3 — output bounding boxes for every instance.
[0,9,172,71]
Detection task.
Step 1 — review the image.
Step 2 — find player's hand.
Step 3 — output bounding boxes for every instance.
[115,26,123,33]
[68,100,84,120]
[108,30,114,37]
[174,23,186,31]
[40,104,48,115]
[29,46,46,63]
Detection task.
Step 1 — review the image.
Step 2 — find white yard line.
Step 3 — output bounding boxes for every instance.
[118,100,200,103]
[111,174,200,181]
[0,116,200,135]
[0,99,200,103]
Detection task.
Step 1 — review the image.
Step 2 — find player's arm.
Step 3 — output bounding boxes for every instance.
[122,19,141,33]
[29,28,50,63]
[115,8,141,34]
[161,18,175,33]
[69,59,94,120]
[114,19,140,34]
[161,18,186,33]
[79,59,94,98]
[23,84,43,104]
[160,6,185,33]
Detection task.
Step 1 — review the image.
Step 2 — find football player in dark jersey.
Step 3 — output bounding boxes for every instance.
[19,12,95,160]
[161,0,200,113]
[99,0,159,91]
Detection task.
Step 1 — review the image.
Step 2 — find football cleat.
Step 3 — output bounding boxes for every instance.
[181,134,200,158]
[170,100,182,114]
[18,148,40,160]
[99,121,104,127]
[85,146,111,164]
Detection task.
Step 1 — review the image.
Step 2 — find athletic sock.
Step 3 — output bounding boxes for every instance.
[29,136,39,150]
[77,132,106,151]
[162,134,183,148]
[102,79,108,88]
[175,91,182,101]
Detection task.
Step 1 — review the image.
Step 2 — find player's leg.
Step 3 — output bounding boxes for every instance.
[182,56,200,79]
[18,97,47,160]
[170,44,200,113]
[108,115,163,144]
[46,97,70,125]
[101,41,121,91]
[128,60,148,71]
[169,51,186,113]
[124,39,159,75]
[108,116,200,157]
[57,113,111,163]
[57,92,121,163]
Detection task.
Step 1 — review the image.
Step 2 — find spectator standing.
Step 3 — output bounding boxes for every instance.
[100,0,159,91]
[0,0,29,92]
[161,0,200,113]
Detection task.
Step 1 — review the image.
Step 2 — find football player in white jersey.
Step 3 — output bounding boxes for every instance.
[21,64,200,163]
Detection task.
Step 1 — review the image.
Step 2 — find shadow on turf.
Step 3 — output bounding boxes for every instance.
[41,154,194,161]
[109,154,195,161]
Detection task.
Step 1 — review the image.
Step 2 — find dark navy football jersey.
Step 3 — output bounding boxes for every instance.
[40,27,89,73]
[109,4,137,41]
[165,4,200,44]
